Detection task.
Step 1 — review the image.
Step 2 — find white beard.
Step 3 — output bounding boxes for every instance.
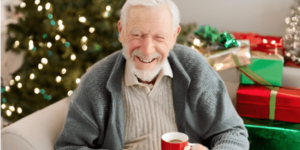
[122,45,166,82]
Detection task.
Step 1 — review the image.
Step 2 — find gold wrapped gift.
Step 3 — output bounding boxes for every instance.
[206,40,251,71]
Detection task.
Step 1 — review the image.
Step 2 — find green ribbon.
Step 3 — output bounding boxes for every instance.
[194,25,219,43]
[232,53,278,120]
[219,32,239,49]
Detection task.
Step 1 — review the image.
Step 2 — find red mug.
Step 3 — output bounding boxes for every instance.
[161,132,189,150]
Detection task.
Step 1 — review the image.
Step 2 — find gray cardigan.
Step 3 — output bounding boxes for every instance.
[55,44,249,150]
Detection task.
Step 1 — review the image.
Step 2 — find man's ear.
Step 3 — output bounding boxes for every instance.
[172,25,181,44]
[118,20,123,43]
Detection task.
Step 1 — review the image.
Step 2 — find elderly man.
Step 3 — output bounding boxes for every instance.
[55,0,249,150]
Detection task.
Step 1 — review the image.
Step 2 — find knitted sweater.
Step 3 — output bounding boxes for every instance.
[55,44,249,150]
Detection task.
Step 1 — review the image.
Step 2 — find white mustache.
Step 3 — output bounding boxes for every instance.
[131,49,161,61]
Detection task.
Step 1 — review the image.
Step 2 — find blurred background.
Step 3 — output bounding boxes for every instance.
[0,0,297,127]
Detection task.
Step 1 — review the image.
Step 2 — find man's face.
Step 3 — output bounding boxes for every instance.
[118,5,180,81]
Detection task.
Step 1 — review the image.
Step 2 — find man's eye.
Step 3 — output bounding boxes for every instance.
[132,34,140,37]
[157,36,164,39]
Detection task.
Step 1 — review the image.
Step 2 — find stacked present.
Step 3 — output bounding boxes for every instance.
[233,32,300,149]
[189,27,300,149]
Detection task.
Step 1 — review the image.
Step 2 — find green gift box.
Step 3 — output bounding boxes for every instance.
[243,117,300,150]
[240,51,284,87]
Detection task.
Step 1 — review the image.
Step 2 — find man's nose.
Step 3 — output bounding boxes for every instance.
[140,36,155,56]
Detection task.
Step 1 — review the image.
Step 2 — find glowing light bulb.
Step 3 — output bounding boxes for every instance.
[41,58,48,64]
[45,3,51,10]
[58,20,63,25]
[38,5,43,11]
[17,107,22,114]
[30,73,35,79]
[61,68,67,74]
[106,5,111,11]
[76,78,80,84]
[82,45,88,51]
[38,63,43,69]
[17,83,22,88]
[89,27,95,33]
[79,16,86,23]
[81,36,88,42]
[20,2,26,8]
[263,39,268,44]
[61,38,66,43]
[13,40,20,48]
[34,88,40,94]
[9,80,15,85]
[271,40,276,45]
[6,110,12,117]
[103,11,109,18]
[67,90,73,96]
[29,40,34,50]
[2,104,7,109]
[58,25,65,31]
[9,106,15,112]
[47,42,52,48]
[55,35,61,40]
[15,75,21,81]
[5,86,10,92]
[35,0,40,5]
[193,39,201,46]
[70,54,76,61]
[56,76,62,82]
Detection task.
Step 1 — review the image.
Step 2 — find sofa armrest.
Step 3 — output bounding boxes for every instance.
[1,97,70,150]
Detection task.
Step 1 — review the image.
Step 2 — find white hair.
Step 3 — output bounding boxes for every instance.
[120,0,180,29]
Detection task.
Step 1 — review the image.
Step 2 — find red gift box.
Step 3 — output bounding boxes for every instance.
[232,32,285,55]
[237,85,300,123]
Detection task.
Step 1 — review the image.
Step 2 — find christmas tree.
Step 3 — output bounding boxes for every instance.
[1,0,125,122]
[283,0,300,65]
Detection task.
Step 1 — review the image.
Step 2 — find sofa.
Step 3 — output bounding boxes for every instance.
[1,67,299,150]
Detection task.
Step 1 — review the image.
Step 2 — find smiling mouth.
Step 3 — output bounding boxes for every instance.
[137,56,155,63]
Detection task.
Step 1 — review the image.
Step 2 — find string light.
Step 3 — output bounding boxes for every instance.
[45,3,51,10]
[39,42,44,47]
[17,83,22,88]
[106,5,111,11]
[15,75,21,81]
[5,86,10,92]
[67,90,73,96]
[263,39,268,44]
[89,27,95,33]
[9,80,15,85]
[1,104,6,109]
[58,20,63,25]
[34,88,40,94]
[38,63,43,69]
[9,106,15,112]
[76,78,80,84]
[6,110,12,117]
[61,38,66,44]
[193,39,201,46]
[20,2,26,8]
[13,40,20,48]
[70,54,76,61]
[103,11,110,18]
[29,40,34,50]
[37,5,43,11]
[55,35,61,40]
[79,16,86,23]
[58,24,65,31]
[56,76,62,82]
[17,107,22,114]
[35,0,40,5]
[81,36,88,43]
[30,73,35,79]
[61,68,67,74]
[47,42,52,48]
[82,45,88,51]
[41,58,48,64]
[271,40,276,45]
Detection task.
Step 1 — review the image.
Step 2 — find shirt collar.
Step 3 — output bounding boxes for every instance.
[124,59,173,87]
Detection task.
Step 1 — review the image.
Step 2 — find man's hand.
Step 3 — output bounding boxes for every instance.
[184,144,209,150]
